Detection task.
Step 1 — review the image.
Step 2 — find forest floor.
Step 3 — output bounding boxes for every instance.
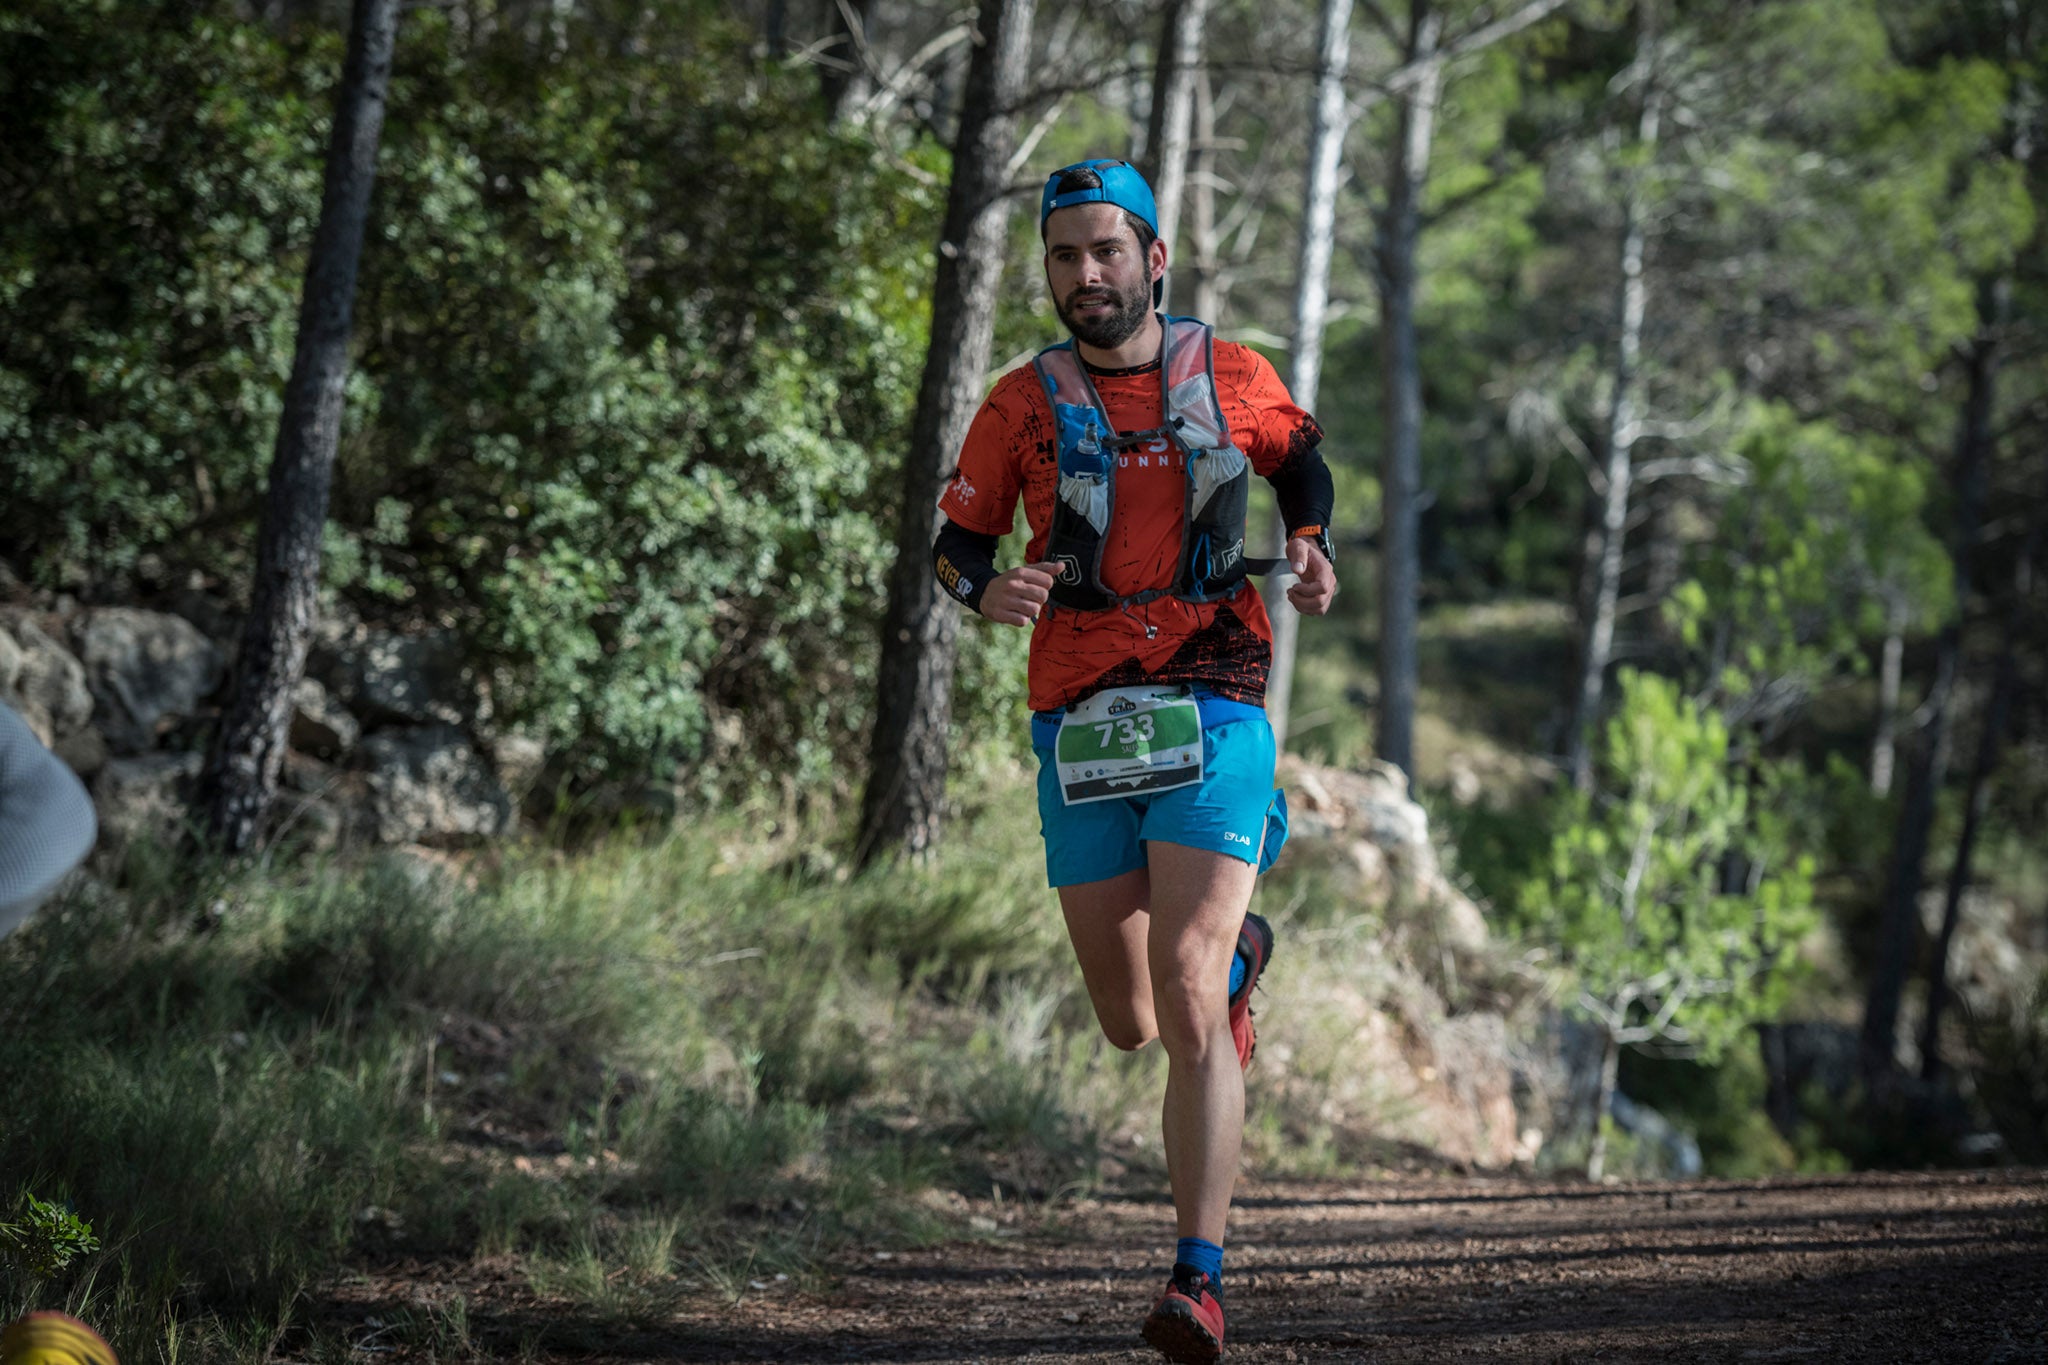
[320,1169,2047,1364]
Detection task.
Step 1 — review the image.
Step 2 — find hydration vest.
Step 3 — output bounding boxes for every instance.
[1034,315,1276,614]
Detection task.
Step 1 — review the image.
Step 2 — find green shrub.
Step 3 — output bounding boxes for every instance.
[0,0,1018,794]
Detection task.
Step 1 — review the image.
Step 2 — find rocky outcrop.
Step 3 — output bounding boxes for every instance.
[361,724,512,845]
[71,607,225,754]
[290,676,361,759]
[92,751,203,851]
[490,732,546,801]
[3,593,539,855]
[1278,755,1494,980]
[1265,756,1530,1171]
[316,627,481,728]
[0,613,94,746]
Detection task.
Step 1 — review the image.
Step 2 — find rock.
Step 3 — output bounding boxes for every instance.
[1446,752,1484,805]
[1347,837,1390,893]
[1278,755,1432,857]
[276,750,369,850]
[1611,1091,1704,1178]
[361,724,511,845]
[0,626,22,696]
[92,751,203,851]
[274,792,347,853]
[490,732,546,799]
[0,614,94,745]
[1415,866,1492,958]
[72,608,225,754]
[1354,764,1431,855]
[163,588,243,654]
[329,629,475,728]
[52,725,109,779]
[1425,1012,1525,1169]
[290,676,360,758]
[1918,886,2040,1015]
[281,748,340,796]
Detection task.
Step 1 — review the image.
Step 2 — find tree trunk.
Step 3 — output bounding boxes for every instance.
[820,0,877,123]
[1189,66,1223,324]
[1260,0,1352,750]
[1920,504,2036,1081]
[1870,599,1906,796]
[1140,0,1209,262]
[1566,22,1659,794]
[202,0,400,853]
[855,0,1036,867]
[1860,271,2003,1084]
[1371,0,1442,787]
[1587,1025,1621,1182]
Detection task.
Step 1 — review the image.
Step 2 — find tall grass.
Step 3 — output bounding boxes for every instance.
[0,791,1098,1358]
[0,780,1413,1360]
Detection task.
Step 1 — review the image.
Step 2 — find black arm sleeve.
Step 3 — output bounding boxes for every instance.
[932,518,1000,615]
[1266,443,1335,540]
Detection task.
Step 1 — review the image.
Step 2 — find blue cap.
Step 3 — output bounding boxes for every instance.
[1040,159,1159,236]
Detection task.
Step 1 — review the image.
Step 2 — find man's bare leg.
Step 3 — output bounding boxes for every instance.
[1056,846,1255,1240]
[1058,867,1158,1051]
[1144,840,1257,1243]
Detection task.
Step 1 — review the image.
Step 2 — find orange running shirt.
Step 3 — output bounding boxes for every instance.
[938,338,1324,713]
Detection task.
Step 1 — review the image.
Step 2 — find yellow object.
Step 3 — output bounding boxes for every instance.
[0,1314,117,1365]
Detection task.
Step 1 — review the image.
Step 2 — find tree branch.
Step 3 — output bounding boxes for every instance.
[1634,455,1749,484]
[1347,0,1571,119]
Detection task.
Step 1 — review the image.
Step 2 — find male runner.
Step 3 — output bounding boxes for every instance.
[931,159,1336,1363]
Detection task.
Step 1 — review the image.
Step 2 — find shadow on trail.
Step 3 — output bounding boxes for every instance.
[844,1226,2028,1290]
[316,1175,2048,1364]
[331,1241,2048,1364]
[1232,1171,2032,1210]
[1253,1246,2048,1363]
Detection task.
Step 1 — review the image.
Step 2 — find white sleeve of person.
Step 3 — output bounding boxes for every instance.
[0,701,98,938]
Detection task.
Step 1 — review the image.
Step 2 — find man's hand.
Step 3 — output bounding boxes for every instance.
[982,561,1060,626]
[1284,537,1337,615]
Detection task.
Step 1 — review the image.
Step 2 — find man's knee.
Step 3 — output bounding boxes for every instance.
[1100,1018,1159,1052]
[1149,977,1227,1055]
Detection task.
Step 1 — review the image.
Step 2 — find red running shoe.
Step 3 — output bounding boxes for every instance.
[1228,912,1273,1070]
[1141,1263,1226,1363]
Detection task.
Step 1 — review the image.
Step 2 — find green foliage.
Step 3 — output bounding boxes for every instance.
[1617,1043,1802,1179]
[1521,670,1818,1066]
[1668,402,1951,731]
[0,1193,100,1280]
[0,1,326,584]
[0,0,957,791]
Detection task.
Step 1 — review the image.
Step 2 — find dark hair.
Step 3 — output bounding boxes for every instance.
[1044,166,1158,253]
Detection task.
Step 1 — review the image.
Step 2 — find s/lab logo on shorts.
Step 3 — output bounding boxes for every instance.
[1224,830,1253,848]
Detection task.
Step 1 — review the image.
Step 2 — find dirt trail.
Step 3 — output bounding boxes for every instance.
[339,1171,2047,1363]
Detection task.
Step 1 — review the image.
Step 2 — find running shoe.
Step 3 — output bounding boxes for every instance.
[0,1313,118,1365]
[1228,911,1273,1070]
[1140,1262,1226,1363]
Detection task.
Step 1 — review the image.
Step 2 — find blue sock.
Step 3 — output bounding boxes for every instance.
[1175,1236,1224,1284]
[1228,950,1245,999]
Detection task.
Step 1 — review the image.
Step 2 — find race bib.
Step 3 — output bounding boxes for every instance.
[1055,687,1204,806]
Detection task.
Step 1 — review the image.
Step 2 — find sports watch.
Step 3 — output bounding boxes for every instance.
[1290,524,1335,568]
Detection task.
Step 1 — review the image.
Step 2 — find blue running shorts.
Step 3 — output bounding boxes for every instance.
[1030,693,1290,888]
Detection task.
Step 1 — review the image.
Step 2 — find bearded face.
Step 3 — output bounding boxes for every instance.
[1055,269,1153,351]
[1043,204,1162,356]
